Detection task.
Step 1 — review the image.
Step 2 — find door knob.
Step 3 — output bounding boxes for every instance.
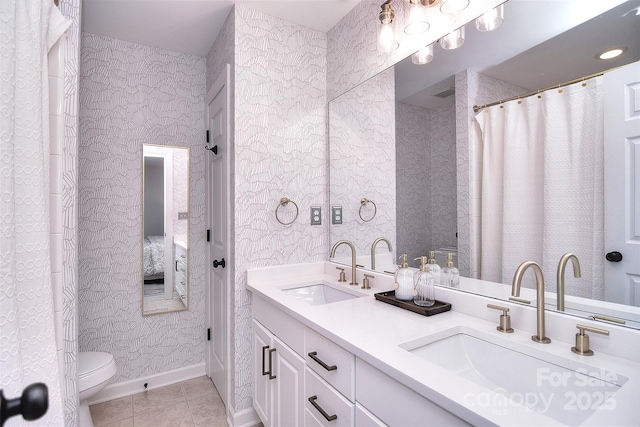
[605,251,623,262]
[213,258,226,268]
[0,383,49,426]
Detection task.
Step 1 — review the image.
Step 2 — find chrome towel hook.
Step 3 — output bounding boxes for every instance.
[359,198,377,222]
[275,197,299,225]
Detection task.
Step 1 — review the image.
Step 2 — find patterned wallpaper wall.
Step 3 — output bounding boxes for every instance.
[455,70,527,277]
[78,33,206,382]
[329,68,396,264]
[396,101,456,264]
[59,0,81,424]
[232,5,327,411]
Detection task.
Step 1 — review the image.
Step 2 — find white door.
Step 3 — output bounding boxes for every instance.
[206,70,229,405]
[604,61,640,305]
[272,336,305,427]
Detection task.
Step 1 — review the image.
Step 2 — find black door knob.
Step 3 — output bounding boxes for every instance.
[213,258,226,268]
[606,251,623,262]
[1,383,48,426]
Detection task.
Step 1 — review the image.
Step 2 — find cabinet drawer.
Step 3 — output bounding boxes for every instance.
[175,244,187,263]
[305,328,355,401]
[355,358,470,426]
[305,367,354,427]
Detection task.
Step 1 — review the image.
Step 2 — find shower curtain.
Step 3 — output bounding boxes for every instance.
[476,77,604,299]
[0,1,70,425]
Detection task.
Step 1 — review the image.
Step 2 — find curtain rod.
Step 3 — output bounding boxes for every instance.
[472,68,617,113]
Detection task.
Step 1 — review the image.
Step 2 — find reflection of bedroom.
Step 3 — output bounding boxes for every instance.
[143,157,165,297]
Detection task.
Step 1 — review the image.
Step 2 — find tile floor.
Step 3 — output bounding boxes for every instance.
[90,376,226,427]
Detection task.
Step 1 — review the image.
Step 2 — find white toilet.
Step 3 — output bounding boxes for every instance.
[78,352,117,427]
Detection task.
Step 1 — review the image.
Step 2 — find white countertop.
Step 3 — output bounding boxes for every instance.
[247,262,640,427]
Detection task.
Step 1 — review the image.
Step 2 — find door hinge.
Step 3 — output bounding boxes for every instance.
[206,229,211,242]
[207,328,211,341]
[206,130,210,143]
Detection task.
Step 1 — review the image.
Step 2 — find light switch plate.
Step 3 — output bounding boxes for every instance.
[310,206,321,226]
[332,206,342,225]
[178,212,188,220]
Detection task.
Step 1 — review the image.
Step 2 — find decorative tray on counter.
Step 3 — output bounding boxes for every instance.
[374,290,451,316]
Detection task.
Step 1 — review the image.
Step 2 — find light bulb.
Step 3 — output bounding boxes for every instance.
[378,22,399,53]
[412,44,434,65]
[404,0,429,36]
[475,4,504,32]
[439,26,465,50]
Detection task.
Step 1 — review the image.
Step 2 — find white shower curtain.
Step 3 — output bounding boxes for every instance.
[476,78,604,299]
[0,1,70,425]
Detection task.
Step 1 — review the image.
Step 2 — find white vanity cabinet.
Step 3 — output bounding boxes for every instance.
[252,319,305,427]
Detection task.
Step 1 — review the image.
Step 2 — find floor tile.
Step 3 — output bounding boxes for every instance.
[182,376,217,401]
[187,394,226,426]
[132,383,185,415]
[90,396,133,426]
[98,418,134,427]
[134,401,194,427]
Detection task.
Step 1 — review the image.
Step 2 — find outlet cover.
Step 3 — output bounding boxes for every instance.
[332,206,342,225]
[310,206,321,226]
[178,212,188,220]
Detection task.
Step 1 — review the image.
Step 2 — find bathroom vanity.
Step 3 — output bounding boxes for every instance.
[247,262,640,427]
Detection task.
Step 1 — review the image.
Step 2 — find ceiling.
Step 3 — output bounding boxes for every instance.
[81,0,362,57]
[395,0,640,109]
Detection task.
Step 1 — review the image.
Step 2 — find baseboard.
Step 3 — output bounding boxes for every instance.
[228,404,260,427]
[88,362,206,405]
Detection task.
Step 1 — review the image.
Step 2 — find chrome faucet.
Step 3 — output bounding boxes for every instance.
[556,253,581,312]
[510,261,551,344]
[370,237,392,271]
[330,240,358,286]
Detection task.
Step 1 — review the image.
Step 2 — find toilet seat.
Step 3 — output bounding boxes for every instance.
[78,352,117,393]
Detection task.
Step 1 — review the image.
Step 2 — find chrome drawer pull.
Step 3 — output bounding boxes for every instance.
[308,396,337,422]
[308,351,337,371]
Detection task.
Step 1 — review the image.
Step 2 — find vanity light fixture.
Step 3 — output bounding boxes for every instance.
[475,4,504,31]
[439,0,469,14]
[378,0,399,53]
[412,43,434,64]
[439,26,465,49]
[597,47,626,60]
[404,0,430,35]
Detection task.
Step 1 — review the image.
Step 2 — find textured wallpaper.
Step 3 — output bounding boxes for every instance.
[59,0,81,424]
[455,70,527,277]
[78,33,206,383]
[329,68,396,264]
[233,5,327,410]
[396,101,456,265]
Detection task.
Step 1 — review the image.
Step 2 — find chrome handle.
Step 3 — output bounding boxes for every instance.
[308,351,337,371]
[487,304,514,333]
[308,396,337,422]
[590,314,625,325]
[268,348,276,380]
[487,304,509,315]
[261,346,269,376]
[571,324,610,356]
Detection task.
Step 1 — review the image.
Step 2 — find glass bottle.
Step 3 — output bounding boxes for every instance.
[413,256,435,307]
[441,253,460,288]
[427,251,441,285]
[394,254,414,301]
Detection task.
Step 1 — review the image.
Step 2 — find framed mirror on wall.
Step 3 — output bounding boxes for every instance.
[329,1,640,327]
[142,144,190,315]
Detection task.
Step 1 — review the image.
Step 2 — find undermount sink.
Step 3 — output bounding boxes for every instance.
[400,326,627,426]
[282,283,364,306]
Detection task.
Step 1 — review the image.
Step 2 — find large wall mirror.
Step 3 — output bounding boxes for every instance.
[142,144,190,315]
[329,1,640,327]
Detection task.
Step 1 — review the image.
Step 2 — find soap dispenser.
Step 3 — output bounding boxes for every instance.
[413,256,435,307]
[427,251,441,285]
[441,253,460,288]
[394,254,414,301]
